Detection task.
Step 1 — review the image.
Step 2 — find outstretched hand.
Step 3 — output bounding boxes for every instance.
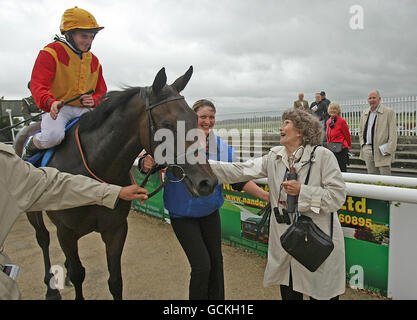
[119,185,149,203]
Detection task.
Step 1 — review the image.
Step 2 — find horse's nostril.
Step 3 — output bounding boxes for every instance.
[198,176,218,196]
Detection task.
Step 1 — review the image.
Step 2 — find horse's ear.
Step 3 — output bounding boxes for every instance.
[152,67,167,95]
[171,66,193,93]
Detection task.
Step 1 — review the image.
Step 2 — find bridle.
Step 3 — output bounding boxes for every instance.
[138,87,189,198]
[143,86,184,158]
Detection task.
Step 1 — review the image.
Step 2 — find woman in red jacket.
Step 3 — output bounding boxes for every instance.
[326,102,352,172]
[22,7,107,160]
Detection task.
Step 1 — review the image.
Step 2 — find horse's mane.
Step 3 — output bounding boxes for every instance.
[78,86,143,133]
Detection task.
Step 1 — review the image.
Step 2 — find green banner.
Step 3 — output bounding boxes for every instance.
[220,183,269,257]
[338,196,390,296]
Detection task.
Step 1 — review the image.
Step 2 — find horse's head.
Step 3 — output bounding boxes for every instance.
[138,67,218,197]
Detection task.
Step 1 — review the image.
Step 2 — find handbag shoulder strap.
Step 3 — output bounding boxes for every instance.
[303,145,334,239]
[304,145,320,185]
[255,203,271,241]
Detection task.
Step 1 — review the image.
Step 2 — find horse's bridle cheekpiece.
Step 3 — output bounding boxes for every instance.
[139,87,188,198]
[144,86,185,155]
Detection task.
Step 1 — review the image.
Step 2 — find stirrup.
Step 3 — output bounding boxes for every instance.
[22,136,40,161]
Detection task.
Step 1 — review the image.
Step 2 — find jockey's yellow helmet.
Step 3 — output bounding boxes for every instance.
[60,7,104,34]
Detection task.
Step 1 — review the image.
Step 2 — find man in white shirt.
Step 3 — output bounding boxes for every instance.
[359,90,398,175]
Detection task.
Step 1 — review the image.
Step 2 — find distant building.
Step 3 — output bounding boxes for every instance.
[0,98,40,143]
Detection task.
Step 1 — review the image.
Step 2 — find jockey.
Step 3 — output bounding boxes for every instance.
[22,7,107,160]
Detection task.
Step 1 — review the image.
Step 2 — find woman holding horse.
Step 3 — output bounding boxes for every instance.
[23,7,107,160]
[140,99,269,300]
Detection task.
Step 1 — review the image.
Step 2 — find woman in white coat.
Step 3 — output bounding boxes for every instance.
[209,109,347,300]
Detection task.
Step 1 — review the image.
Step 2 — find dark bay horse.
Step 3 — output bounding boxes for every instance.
[14,67,218,300]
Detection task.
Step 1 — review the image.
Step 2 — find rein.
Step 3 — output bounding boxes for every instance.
[75,125,136,187]
[75,125,107,183]
[0,90,94,134]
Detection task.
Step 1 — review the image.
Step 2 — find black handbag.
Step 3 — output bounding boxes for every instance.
[327,142,343,153]
[280,146,334,272]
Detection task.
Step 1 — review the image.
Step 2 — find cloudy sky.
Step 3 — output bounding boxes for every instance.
[0,0,416,115]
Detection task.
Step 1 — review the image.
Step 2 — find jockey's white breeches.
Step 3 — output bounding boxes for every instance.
[35,105,92,149]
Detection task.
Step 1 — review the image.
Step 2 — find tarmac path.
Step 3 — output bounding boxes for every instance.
[4,209,385,300]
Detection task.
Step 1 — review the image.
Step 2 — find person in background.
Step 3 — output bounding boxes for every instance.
[320,91,331,107]
[209,108,346,300]
[293,93,309,112]
[359,90,397,175]
[0,142,149,300]
[139,99,269,300]
[326,102,352,172]
[310,93,329,146]
[23,7,107,160]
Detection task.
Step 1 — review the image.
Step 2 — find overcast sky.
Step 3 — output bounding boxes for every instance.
[1,0,416,115]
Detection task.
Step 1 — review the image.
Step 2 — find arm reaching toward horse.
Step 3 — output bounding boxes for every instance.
[1,143,148,215]
[118,185,149,202]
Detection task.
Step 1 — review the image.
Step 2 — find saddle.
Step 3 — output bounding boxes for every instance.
[24,117,80,167]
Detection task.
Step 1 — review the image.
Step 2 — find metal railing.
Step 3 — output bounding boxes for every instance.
[215,96,417,136]
[339,96,417,136]
[215,110,282,134]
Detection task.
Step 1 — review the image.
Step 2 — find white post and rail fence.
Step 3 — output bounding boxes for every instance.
[215,95,417,136]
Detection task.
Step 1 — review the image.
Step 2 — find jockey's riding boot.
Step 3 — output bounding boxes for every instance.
[22,136,40,161]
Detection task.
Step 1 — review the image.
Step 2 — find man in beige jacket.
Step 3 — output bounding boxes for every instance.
[0,142,149,299]
[293,93,309,112]
[359,90,398,175]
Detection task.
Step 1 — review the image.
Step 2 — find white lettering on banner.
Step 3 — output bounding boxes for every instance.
[349,265,364,289]
[49,265,65,290]
[349,5,364,30]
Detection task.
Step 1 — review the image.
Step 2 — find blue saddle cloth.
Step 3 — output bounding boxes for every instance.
[25,117,80,167]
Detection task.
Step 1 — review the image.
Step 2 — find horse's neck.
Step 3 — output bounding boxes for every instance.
[80,115,143,184]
